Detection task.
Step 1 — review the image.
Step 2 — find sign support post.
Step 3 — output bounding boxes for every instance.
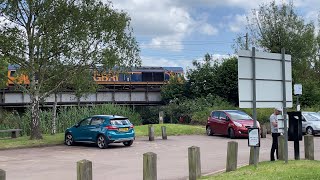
[281,48,288,164]
[251,47,258,167]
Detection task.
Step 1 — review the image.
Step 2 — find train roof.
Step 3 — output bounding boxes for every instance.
[94,65,184,73]
[8,64,20,70]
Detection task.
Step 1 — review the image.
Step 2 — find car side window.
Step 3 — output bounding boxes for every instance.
[213,111,220,119]
[91,118,104,125]
[79,118,91,126]
[220,112,227,120]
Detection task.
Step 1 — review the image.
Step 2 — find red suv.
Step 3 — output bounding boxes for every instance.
[206,110,260,138]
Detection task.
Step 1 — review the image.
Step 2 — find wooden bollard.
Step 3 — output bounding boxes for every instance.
[278,135,285,160]
[261,125,267,138]
[226,141,238,172]
[249,147,260,165]
[148,125,155,141]
[188,146,201,180]
[0,169,5,180]
[143,152,157,180]
[304,135,314,160]
[161,126,167,140]
[77,159,92,180]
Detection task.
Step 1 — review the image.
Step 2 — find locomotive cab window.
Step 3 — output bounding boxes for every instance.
[10,71,16,77]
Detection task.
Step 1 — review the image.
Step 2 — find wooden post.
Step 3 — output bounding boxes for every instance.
[159,111,164,124]
[77,159,92,180]
[143,152,157,180]
[249,146,260,165]
[278,135,285,160]
[261,125,267,138]
[188,146,201,180]
[304,135,314,160]
[161,126,167,140]
[0,169,5,180]
[148,125,154,141]
[226,141,238,172]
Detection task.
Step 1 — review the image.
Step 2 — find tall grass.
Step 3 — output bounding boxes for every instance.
[4,104,141,136]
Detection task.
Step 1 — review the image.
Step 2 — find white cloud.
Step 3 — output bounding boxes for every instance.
[141,54,234,73]
[141,56,193,72]
[228,14,247,33]
[110,0,218,52]
[199,23,218,35]
[175,0,291,11]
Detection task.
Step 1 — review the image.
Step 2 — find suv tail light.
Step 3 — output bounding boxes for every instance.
[105,125,118,130]
[129,124,134,129]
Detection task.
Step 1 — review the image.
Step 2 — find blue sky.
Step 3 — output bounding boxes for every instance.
[110,0,320,72]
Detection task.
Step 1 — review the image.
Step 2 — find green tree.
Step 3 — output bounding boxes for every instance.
[236,1,320,106]
[0,58,8,89]
[0,0,140,139]
[161,75,187,104]
[187,54,238,105]
[214,57,238,105]
[187,53,218,98]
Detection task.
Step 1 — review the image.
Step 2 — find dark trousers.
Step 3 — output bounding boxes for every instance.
[270,133,281,161]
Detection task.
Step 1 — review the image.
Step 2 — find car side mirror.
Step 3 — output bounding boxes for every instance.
[226,117,230,121]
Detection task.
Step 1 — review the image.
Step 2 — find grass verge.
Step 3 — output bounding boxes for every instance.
[0,124,205,150]
[135,124,205,136]
[201,160,320,180]
[0,133,64,150]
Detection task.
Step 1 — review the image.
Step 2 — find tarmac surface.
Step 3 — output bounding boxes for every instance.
[0,134,319,180]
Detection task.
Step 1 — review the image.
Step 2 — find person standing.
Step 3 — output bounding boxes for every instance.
[270,107,282,161]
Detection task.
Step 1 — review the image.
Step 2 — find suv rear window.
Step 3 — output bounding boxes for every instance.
[110,119,131,125]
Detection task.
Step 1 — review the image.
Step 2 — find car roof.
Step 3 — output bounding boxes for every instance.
[92,115,128,119]
[212,110,242,112]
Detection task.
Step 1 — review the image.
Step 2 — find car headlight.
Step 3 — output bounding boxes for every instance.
[234,122,242,127]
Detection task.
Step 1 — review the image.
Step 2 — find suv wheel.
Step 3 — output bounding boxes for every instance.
[229,128,235,139]
[65,133,74,146]
[206,126,213,136]
[306,127,314,135]
[123,140,133,146]
[97,135,108,149]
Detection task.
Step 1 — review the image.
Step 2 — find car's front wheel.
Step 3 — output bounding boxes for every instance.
[306,127,314,135]
[206,126,213,136]
[65,133,74,146]
[97,135,108,149]
[228,128,235,139]
[123,140,133,147]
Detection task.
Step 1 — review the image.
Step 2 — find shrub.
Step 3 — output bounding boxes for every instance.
[7,104,141,136]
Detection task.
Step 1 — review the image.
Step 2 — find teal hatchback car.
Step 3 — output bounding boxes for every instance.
[64,115,135,149]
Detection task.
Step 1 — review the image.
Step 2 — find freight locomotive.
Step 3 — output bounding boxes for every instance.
[6,65,184,89]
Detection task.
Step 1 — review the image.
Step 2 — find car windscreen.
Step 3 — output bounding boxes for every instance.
[110,118,131,125]
[227,111,252,120]
[303,112,320,121]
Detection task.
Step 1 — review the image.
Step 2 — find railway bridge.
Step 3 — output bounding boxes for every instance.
[0,88,162,107]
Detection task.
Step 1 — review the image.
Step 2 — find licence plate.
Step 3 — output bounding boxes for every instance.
[119,128,129,132]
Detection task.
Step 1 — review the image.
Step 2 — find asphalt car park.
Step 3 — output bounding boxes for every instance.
[1,134,319,180]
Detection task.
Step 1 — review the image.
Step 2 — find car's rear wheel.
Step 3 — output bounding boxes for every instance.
[206,126,213,136]
[65,133,74,146]
[123,140,133,146]
[306,127,314,135]
[97,135,108,149]
[228,128,235,139]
